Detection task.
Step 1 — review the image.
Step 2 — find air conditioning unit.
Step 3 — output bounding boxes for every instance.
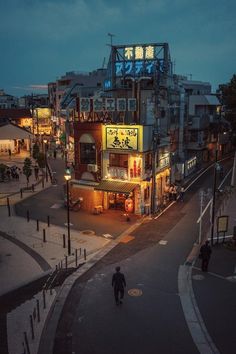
[87,164,98,173]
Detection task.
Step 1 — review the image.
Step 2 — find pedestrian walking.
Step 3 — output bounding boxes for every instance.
[112,266,126,306]
[169,185,174,201]
[199,240,212,272]
[172,184,177,201]
[179,186,185,202]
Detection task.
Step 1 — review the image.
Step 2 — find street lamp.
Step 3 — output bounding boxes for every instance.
[64,171,71,255]
[43,139,48,182]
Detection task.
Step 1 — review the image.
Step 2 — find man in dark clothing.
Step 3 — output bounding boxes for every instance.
[112,266,126,305]
[199,240,212,272]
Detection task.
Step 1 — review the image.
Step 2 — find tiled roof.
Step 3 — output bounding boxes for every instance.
[0,108,32,119]
[94,180,139,194]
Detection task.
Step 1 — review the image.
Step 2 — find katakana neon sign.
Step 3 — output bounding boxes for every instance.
[114,45,164,77]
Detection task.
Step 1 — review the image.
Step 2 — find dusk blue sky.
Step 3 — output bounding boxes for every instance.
[1,0,235,97]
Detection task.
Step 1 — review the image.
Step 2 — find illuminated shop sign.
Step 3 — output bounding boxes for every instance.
[124,45,155,60]
[158,153,170,169]
[115,44,164,77]
[105,126,139,151]
[187,156,197,171]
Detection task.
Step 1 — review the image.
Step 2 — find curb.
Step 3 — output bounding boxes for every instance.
[178,264,220,354]
[38,241,117,354]
[38,215,148,354]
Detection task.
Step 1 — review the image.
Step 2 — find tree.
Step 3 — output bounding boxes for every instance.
[23,158,32,186]
[219,74,236,136]
[32,143,40,160]
[36,152,46,168]
[0,163,7,181]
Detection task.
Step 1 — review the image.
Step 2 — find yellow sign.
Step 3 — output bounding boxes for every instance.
[105,126,139,150]
[217,215,228,233]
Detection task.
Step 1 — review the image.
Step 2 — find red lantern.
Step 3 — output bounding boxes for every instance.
[125,197,133,212]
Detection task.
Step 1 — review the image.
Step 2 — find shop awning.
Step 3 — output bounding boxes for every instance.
[94,180,139,194]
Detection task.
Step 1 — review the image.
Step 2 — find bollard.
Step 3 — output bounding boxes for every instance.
[42,178,45,188]
[63,234,66,248]
[43,290,46,309]
[7,197,11,217]
[65,255,68,269]
[79,247,82,256]
[32,184,35,192]
[24,332,30,354]
[60,260,63,269]
[43,229,46,242]
[47,215,50,227]
[30,315,34,340]
[27,210,30,222]
[20,188,23,199]
[36,299,40,322]
[56,264,58,271]
[36,219,39,231]
[84,249,87,261]
[75,249,78,267]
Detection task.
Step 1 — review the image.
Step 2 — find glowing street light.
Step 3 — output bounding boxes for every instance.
[64,171,71,255]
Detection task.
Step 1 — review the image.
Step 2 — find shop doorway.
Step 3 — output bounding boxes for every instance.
[108,192,134,212]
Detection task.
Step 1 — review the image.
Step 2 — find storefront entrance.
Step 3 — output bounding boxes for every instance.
[108,192,131,210]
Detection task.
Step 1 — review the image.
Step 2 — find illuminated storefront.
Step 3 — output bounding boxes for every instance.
[34,108,52,135]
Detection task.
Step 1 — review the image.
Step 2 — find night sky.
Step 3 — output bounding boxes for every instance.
[1,0,235,97]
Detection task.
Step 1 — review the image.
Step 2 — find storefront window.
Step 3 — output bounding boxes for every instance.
[109,153,128,168]
[80,143,96,164]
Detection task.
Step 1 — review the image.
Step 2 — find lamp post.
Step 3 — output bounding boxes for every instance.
[64,172,71,255]
[43,139,48,182]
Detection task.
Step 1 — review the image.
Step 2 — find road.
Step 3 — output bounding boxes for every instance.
[51,158,234,354]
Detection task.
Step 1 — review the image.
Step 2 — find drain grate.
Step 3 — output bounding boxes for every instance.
[81,230,95,235]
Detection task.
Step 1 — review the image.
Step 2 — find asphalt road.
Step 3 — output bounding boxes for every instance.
[14,156,234,354]
[53,161,236,354]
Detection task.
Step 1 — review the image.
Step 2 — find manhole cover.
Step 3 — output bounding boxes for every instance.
[82,230,95,235]
[128,288,143,297]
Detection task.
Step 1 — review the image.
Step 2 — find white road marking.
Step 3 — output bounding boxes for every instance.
[50,203,63,209]
[159,240,168,245]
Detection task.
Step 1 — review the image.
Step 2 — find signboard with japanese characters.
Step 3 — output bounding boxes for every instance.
[105,126,139,151]
[93,98,103,112]
[217,215,228,233]
[114,44,165,78]
[80,98,91,112]
[105,98,116,111]
[117,98,126,112]
[78,97,137,112]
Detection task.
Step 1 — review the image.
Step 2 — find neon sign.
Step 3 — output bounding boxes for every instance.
[113,43,166,78]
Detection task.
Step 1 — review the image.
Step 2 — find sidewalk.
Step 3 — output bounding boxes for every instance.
[0,153,115,354]
[191,188,236,354]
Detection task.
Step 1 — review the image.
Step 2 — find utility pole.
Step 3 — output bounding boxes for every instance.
[151,66,160,214]
[210,145,218,246]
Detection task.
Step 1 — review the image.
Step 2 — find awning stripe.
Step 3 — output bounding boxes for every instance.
[94,180,139,194]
